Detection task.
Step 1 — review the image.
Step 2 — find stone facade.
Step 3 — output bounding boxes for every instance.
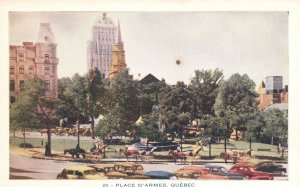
[109,21,127,79]
[257,78,288,110]
[87,13,117,79]
[10,23,58,103]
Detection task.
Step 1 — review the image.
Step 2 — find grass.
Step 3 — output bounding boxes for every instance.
[9,137,287,163]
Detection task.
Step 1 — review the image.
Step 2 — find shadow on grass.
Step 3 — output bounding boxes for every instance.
[254,155,286,161]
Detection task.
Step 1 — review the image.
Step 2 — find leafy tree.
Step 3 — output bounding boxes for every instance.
[189,69,224,119]
[214,73,258,139]
[160,81,193,134]
[135,114,163,142]
[96,69,140,139]
[87,68,105,139]
[10,77,57,155]
[262,108,288,157]
[214,73,258,153]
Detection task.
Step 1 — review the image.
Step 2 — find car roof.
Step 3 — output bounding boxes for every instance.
[89,164,114,168]
[174,169,199,175]
[205,165,224,169]
[180,166,206,171]
[144,171,174,177]
[64,165,95,171]
[114,162,142,167]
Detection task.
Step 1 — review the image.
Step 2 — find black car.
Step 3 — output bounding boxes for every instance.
[255,162,287,176]
[143,171,178,179]
[205,165,246,180]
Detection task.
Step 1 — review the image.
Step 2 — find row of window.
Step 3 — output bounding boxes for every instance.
[16,53,50,61]
[10,66,56,75]
[10,80,51,91]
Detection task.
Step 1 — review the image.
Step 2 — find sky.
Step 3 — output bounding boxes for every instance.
[9,12,288,86]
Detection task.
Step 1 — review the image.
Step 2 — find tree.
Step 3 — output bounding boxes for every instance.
[189,68,224,119]
[87,68,105,139]
[96,69,140,139]
[214,73,258,153]
[262,108,288,157]
[10,77,57,155]
[160,81,193,135]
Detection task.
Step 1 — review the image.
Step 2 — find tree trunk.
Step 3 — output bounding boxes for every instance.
[46,122,51,156]
[22,127,26,149]
[249,137,252,157]
[209,140,211,158]
[91,117,95,139]
[235,129,238,141]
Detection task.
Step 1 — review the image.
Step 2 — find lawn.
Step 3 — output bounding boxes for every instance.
[9,137,287,163]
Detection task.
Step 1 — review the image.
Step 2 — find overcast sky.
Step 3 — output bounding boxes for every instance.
[9,12,288,86]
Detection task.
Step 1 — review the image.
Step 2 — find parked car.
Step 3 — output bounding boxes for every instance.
[174,166,227,180]
[174,169,202,179]
[113,162,144,176]
[228,163,274,180]
[205,165,246,180]
[143,171,178,179]
[88,164,128,179]
[255,161,287,176]
[56,165,107,179]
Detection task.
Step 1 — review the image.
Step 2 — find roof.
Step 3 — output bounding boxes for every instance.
[89,164,114,168]
[64,165,95,171]
[140,74,160,84]
[264,103,288,111]
[113,162,142,167]
[144,171,174,177]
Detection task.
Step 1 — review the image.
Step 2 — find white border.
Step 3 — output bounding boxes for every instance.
[1,0,300,187]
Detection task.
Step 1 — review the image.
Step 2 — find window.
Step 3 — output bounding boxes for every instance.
[19,66,24,74]
[18,53,24,61]
[19,80,25,91]
[45,80,50,91]
[10,66,15,74]
[10,80,15,91]
[45,54,49,61]
[44,66,50,74]
[29,66,34,74]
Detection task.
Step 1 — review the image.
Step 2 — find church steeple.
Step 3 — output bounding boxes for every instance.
[109,20,127,79]
[116,20,123,45]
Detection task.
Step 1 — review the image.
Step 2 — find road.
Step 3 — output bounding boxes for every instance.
[9,152,288,180]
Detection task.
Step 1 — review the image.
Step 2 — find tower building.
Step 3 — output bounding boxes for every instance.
[109,21,127,79]
[9,23,59,103]
[87,13,117,79]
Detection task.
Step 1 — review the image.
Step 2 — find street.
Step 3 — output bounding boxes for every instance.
[9,152,288,180]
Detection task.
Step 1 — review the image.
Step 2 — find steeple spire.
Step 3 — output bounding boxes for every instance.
[117,20,123,44]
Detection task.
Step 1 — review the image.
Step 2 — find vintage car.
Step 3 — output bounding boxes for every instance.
[143,171,178,179]
[88,164,128,179]
[255,161,287,176]
[174,169,201,179]
[129,141,179,151]
[113,162,144,176]
[228,163,274,180]
[205,165,246,180]
[174,166,227,180]
[56,165,107,179]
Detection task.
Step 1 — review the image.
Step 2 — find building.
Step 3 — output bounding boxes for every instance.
[257,76,288,110]
[10,23,59,103]
[109,21,127,79]
[87,13,117,79]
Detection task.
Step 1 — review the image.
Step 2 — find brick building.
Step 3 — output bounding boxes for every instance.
[10,23,59,103]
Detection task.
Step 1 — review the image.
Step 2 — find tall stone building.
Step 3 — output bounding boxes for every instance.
[109,21,127,79]
[87,13,117,79]
[257,76,288,110]
[10,23,59,103]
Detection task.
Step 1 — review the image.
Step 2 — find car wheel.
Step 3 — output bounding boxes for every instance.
[245,176,250,180]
